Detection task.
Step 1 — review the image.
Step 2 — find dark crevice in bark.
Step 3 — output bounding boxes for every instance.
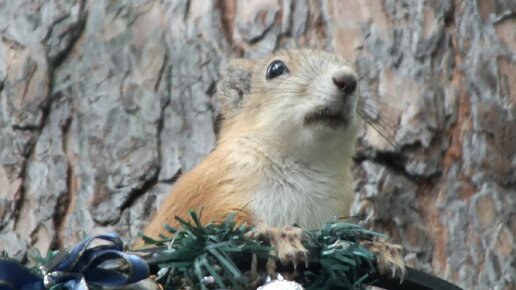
[154,49,169,92]
[492,10,516,24]
[354,149,430,183]
[52,104,73,249]
[155,52,172,180]
[11,124,43,131]
[119,52,171,212]
[46,0,88,68]
[11,96,53,235]
[118,166,160,213]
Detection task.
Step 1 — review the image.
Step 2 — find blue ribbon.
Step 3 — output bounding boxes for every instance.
[0,233,149,290]
[0,259,43,290]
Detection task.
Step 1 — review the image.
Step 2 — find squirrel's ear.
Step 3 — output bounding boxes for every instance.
[217,59,255,118]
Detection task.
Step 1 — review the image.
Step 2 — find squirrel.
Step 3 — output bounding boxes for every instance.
[138,49,404,277]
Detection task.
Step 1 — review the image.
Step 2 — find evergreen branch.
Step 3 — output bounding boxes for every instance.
[136,211,381,290]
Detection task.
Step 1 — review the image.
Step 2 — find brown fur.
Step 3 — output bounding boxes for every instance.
[139,144,257,243]
[135,49,405,279]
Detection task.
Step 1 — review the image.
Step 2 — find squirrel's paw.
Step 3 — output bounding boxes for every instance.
[361,239,406,279]
[247,224,308,268]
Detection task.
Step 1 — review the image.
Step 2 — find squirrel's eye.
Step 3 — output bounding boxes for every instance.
[266,60,288,79]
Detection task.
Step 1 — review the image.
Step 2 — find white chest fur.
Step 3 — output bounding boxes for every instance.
[249,157,354,230]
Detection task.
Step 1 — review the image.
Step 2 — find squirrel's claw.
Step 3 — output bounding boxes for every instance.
[361,239,406,280]
[247,224,309,269]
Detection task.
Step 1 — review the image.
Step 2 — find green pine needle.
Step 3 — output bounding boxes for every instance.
[136,211,383,290]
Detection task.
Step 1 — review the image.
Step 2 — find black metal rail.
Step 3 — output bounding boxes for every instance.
[371,267,464,290]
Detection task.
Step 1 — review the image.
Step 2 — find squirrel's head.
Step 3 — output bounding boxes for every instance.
[217,49,359,156]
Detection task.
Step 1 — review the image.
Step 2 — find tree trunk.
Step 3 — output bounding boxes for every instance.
[0,1,514,289]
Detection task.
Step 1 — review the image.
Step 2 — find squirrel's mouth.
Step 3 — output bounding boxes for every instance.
[304,107,348,128]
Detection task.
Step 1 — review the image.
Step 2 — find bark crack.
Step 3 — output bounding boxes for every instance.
[53,106,73,249]
[119,51,171,212]
[47,0,88,67]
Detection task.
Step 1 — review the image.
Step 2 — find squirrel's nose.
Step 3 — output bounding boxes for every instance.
[332,71,357,95]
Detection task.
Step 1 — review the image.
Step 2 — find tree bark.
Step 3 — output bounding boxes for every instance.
[0,1,514,289]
